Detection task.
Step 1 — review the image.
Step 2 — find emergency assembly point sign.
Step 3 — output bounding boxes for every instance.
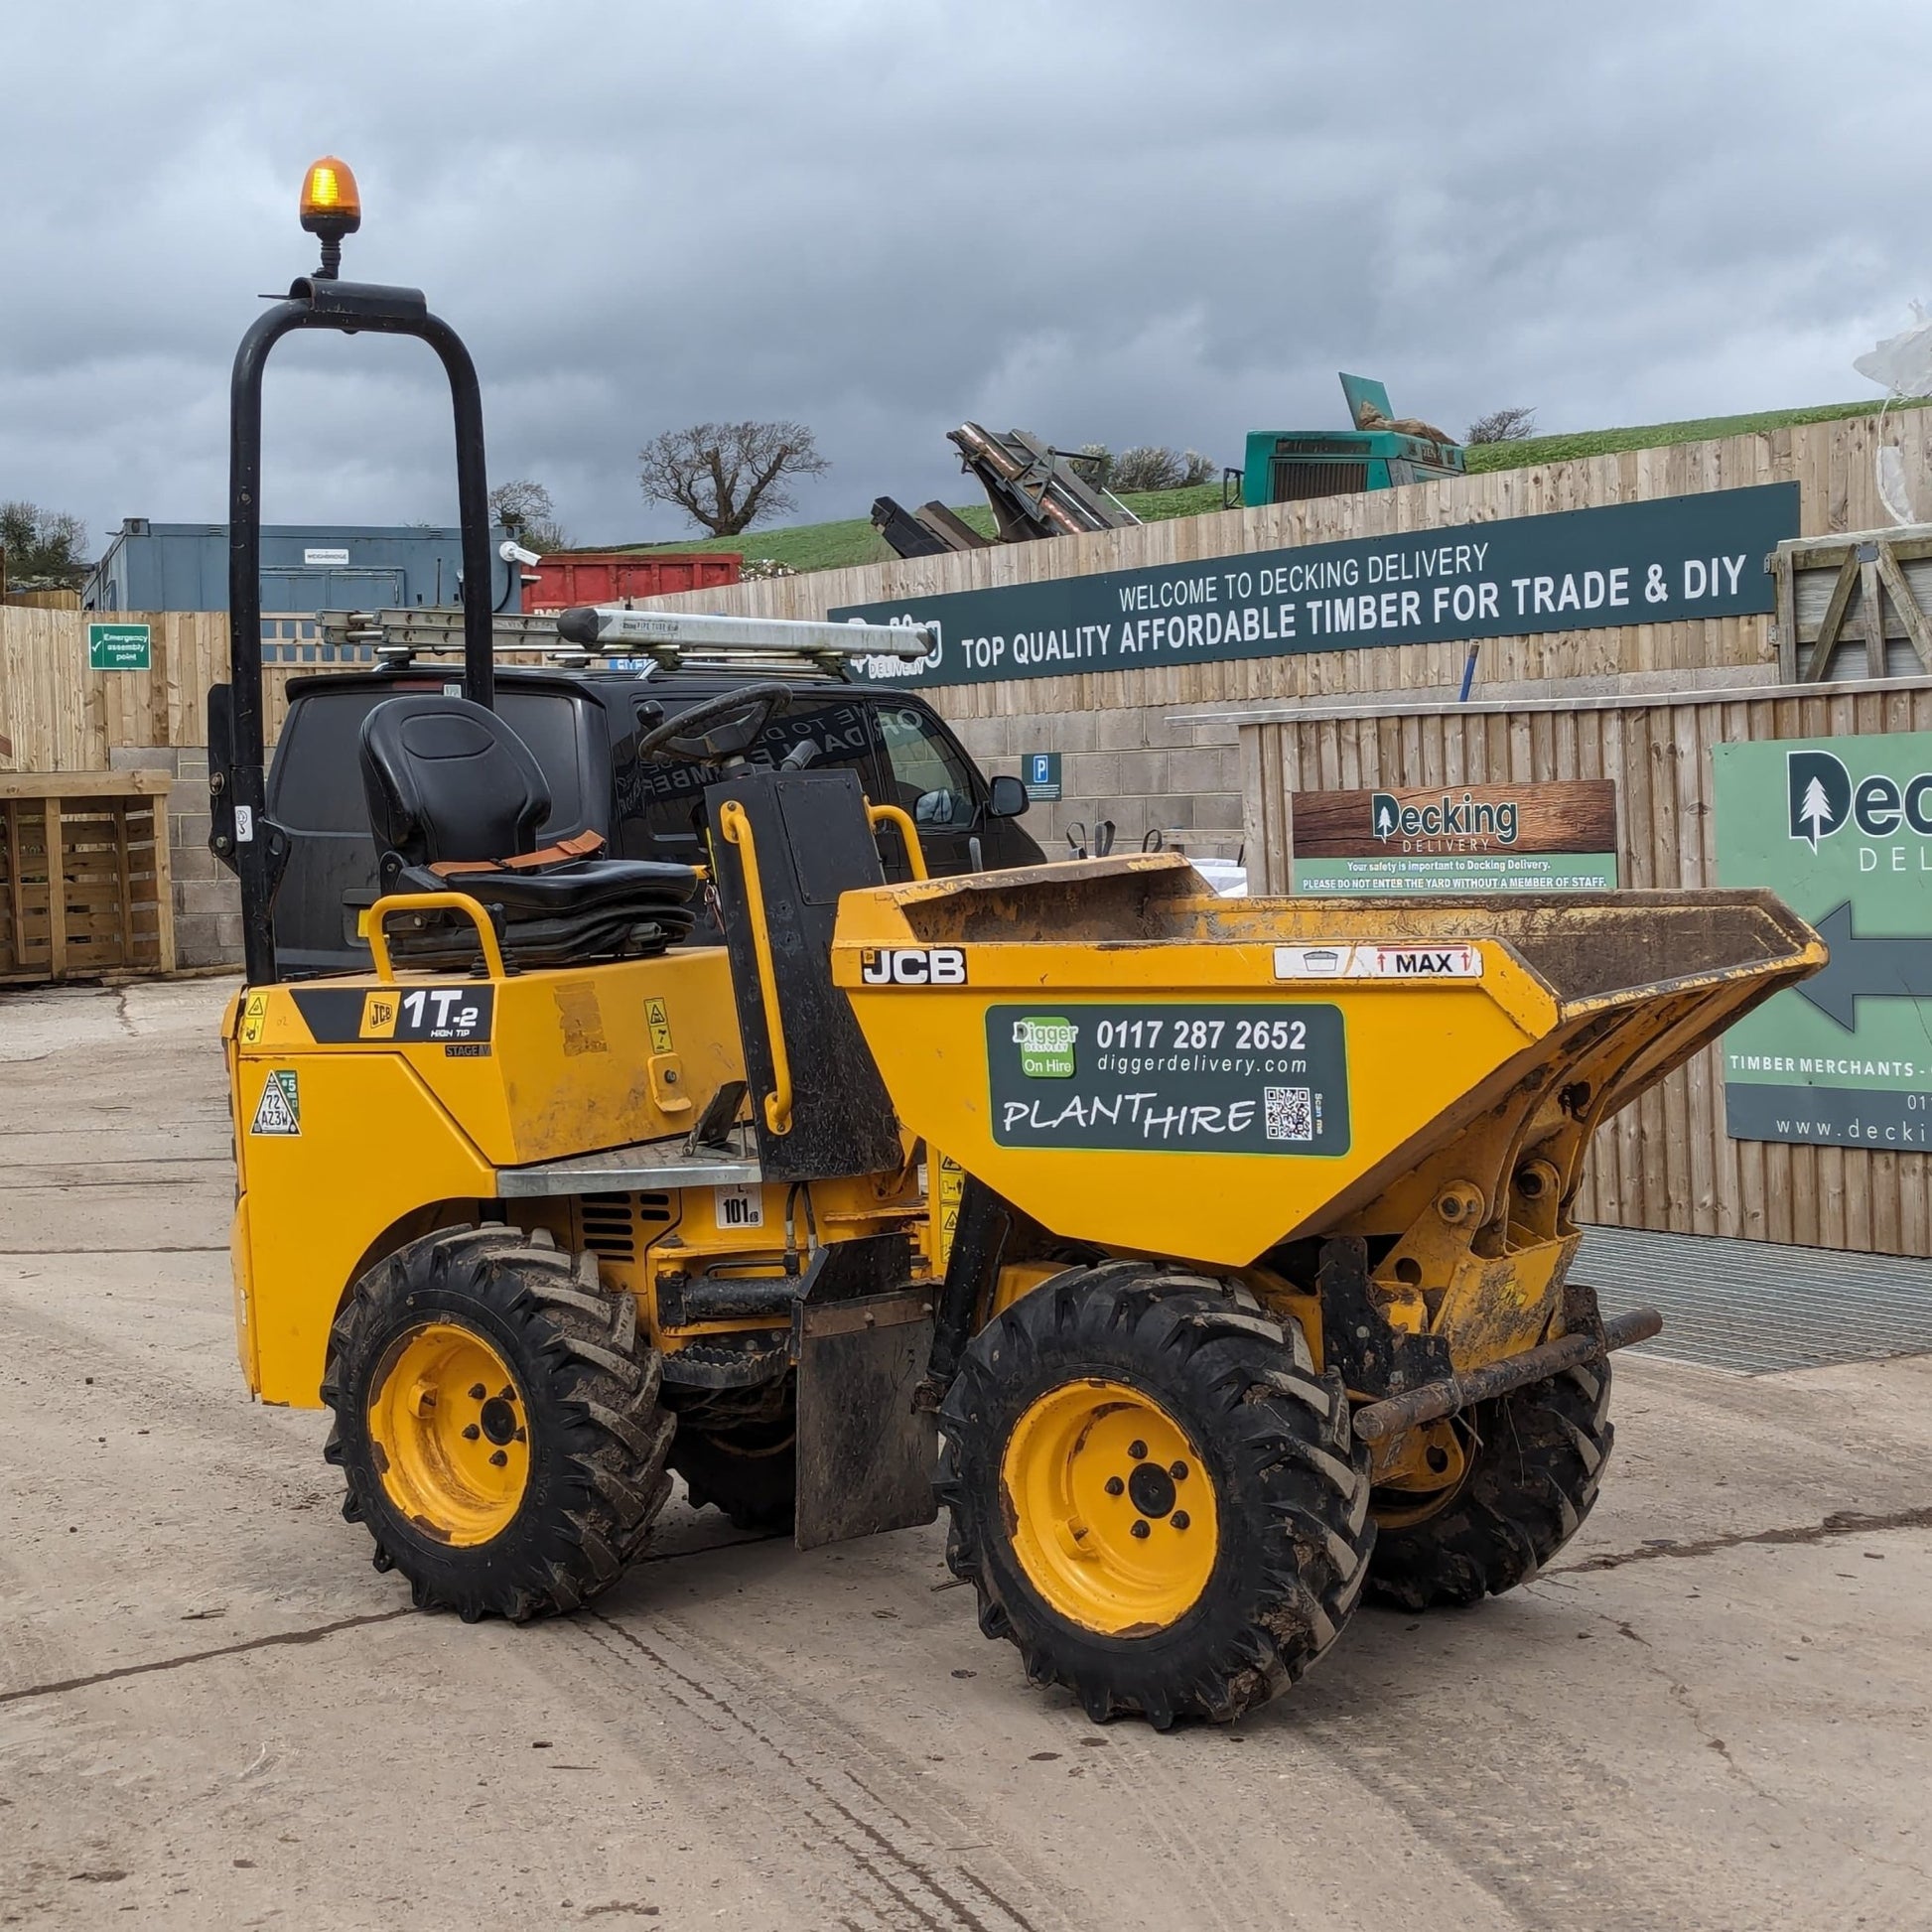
[832,484,1798,688]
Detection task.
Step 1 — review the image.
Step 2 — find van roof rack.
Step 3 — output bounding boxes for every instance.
[318,605,937,679]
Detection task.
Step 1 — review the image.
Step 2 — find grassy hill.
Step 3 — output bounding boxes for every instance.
[615,398,1916,577]
[1459,395,1926,473]
[626,485,1226,576]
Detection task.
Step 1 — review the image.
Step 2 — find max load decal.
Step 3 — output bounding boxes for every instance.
[987,1003,1350,1156]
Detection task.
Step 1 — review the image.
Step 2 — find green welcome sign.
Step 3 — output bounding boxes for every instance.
[1716,730,1932,1148]
[830,483,1798,690]
[88,621,151,671]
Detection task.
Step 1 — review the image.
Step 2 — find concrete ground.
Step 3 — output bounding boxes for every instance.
[2,979,1929,1932]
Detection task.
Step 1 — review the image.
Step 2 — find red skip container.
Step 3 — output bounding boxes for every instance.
[522,551,742,615]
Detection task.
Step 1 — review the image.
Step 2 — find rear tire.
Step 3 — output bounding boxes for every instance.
[1364,1361,1614,1611]
[323,1225,673,1621]
[939,1263,1374,1727]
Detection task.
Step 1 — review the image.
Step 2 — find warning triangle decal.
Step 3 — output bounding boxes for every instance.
[250,1070,301,1136]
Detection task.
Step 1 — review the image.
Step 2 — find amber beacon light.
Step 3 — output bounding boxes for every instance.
[298,156,361,278]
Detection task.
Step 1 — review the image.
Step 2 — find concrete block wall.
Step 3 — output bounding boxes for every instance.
[110,746,241,968]
[945,703,1246,863]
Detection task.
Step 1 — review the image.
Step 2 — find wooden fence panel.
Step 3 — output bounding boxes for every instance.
[630,411,1932,737]
[0,609,358,772]
[3,411,1927,774]
[1232,677,1932,1258]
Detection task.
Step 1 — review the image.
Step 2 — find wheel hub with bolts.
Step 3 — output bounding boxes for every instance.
[367,1323,529,1546]
[999,1378,1219,1636]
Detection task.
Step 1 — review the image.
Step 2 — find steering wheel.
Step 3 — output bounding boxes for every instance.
[637,682,793,765]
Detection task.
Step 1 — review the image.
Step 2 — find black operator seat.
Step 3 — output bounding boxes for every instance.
[358,693,699,968]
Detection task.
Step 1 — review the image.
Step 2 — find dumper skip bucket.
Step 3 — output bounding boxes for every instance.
[833,853,1823,1269]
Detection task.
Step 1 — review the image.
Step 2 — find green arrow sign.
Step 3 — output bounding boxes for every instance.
[1717,732,1932,1149]
[1794,901,1932,1031]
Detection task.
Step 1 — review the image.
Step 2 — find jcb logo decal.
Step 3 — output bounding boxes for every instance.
[860,947,967,986]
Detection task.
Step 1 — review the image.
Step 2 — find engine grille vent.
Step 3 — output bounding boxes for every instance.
[1271,458,1369,501]
[579,1191,673,1259]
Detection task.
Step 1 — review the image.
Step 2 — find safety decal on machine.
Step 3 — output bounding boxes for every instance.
[645,997,675,1052]
[290,986,494,1044]
[1273,943,1482,980]
[250,1069,301,1137]
[239,990,269,1046]
[986,1003,1351,1157]
[934,1154,966,1269]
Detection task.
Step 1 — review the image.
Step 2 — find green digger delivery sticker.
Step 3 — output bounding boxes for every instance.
[1013,1016,1079,1079]
[987,1003,1350,1156]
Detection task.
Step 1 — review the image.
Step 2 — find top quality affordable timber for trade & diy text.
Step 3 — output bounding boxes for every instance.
[924,546,1753,673]
[841,483,1795,686]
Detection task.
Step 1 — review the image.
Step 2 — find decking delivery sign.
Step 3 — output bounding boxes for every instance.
[1718,730,1932,1149]
[830,484,1797,688]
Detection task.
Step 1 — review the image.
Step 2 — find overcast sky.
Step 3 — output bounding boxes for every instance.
[3,2,1928,557]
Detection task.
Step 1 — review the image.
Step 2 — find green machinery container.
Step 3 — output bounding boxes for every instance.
[1238,374,1465,507]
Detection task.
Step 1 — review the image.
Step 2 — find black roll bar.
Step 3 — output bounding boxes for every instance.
[219,275,495,986]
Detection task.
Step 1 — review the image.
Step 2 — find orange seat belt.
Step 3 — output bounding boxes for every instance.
[428,828,606,879]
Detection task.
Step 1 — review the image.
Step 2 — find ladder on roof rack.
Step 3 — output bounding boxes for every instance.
[317,605,937,676]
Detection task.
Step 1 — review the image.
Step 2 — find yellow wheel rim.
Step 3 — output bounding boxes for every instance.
[367,1322,529,1547]
[999,1379,1219,1636]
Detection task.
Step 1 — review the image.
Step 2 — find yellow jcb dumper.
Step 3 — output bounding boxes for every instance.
[212,167,1824,1726]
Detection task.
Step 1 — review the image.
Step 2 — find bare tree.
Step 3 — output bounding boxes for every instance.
[486,479,568,553]
[1103,446,1218,493]
[0,500,90,591]
[637,421,829,537]
[1111,446,1184,492]
[1464,406,1538,446]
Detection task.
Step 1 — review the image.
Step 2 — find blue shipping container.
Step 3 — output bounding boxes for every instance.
[83,520,516,614]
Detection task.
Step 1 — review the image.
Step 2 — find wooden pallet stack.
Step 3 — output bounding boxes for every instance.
[0,772,175,985]
[1770,525,1932,681]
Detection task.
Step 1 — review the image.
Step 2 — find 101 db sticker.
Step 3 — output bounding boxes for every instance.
[988,1004,1350,1156]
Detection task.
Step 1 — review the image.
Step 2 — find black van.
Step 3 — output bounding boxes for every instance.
[265,663,1044,974]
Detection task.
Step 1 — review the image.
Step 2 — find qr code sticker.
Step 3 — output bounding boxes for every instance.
[1264,1084,1316,1142]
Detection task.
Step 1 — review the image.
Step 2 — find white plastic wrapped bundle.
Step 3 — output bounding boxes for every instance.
[1855,307,1932,527]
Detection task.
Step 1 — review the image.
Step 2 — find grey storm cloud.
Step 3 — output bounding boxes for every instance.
[2,0,1928,556]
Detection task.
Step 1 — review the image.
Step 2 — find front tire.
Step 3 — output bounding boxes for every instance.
[1365,1361,1614,1611]
[322,1225,673,1620]
[939,1264,1374,1727]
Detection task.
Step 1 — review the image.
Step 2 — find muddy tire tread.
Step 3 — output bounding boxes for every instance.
[1364,1362,1614,1612]
[668,1413,797,1532]
[939,1267,1376,1728]
[321,1224,672,1620]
